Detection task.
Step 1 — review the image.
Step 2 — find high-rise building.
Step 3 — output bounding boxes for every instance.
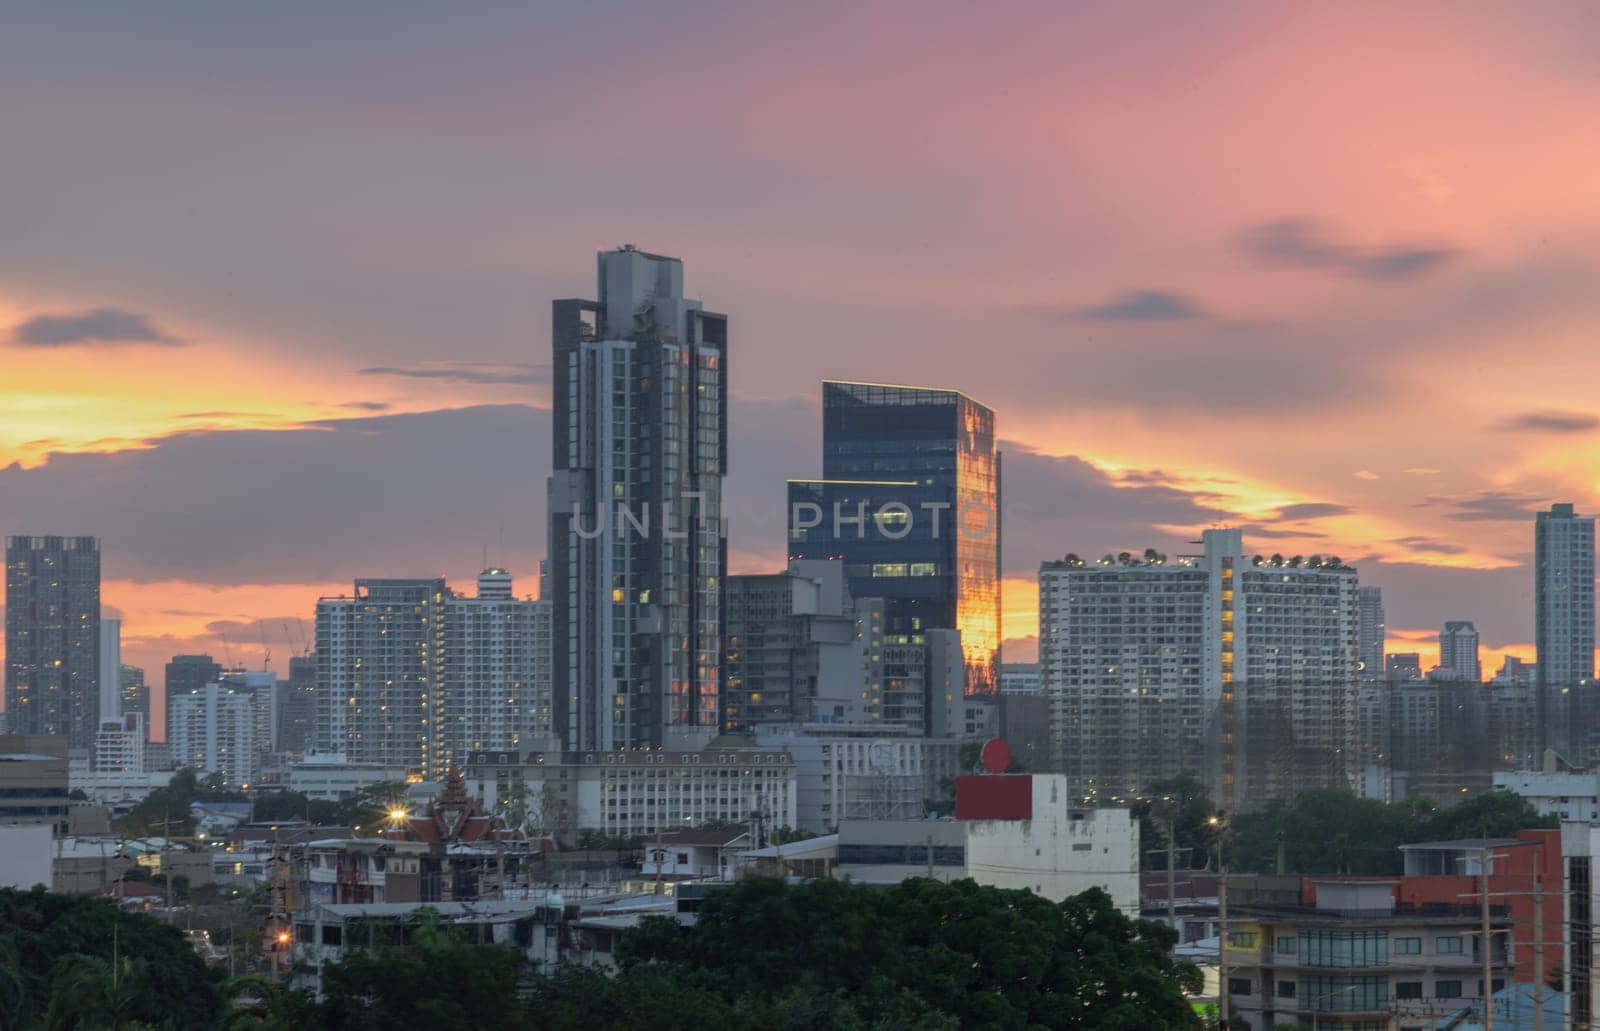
[315,579,451,777]
[119,665,148,722]
[1356,585,1385,681]
[1535,503,1596,761]
[787,380,1001,695]
[168,681,257,787]
[1437,620,1481,682]
[441,569,548,767]
[4,535,101,748]
[724,560,860,730]
[1039,531,1358,811]
[277,654,317,755]
[547,246,727,752]
[165,654,223,703]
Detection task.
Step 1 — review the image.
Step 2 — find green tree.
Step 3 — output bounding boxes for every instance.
[311,912,528,1031]
[0,887,223,1029]
[617,877,1201,1029]
[1223,788,1554,875]
[1132,773,1220,871]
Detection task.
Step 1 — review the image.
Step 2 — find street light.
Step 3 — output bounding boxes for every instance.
[1208,813,1230,1031]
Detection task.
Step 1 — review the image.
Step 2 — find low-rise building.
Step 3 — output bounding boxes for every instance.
[640,828,750,881]
[288,754,408,801]
[1220,878,1513,1031]
[753,722,958,830]
[463,741,798,839]
[1493,770,1599,822]
[827,773,1140,915]
[0,734,70,829]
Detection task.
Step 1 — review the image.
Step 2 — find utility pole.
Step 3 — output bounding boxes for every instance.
[1218,862,1229,1031]
[1167,814,1177,931]
[1480,844,1494,1031]
[1532,855,1544,1031]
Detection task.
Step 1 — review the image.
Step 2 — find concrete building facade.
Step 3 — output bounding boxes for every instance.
[1040,530,1358,811]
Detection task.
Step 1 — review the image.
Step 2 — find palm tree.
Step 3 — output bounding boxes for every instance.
[42,953,139,1030]
[0,935,26,1028]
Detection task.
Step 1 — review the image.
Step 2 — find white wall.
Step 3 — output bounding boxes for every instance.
[0,824,53,889]
[963,774,1140,915]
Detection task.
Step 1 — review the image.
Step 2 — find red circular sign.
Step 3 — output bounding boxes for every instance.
[979,737,1012,774]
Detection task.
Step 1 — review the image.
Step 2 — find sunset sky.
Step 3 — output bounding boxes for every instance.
[4,4,1598,734]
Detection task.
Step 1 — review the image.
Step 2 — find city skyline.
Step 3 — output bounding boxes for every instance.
[6,5,1600,727]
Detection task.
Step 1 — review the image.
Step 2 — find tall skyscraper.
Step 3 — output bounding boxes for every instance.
[315,578,451,777]
[4,535,101,747]
[787,380,1001,695]
[1438,620,1481,682]
[1039,532,1357,811]
[1536,503,1596,760]
[548,246,727,752]
[1356,585,1385,681]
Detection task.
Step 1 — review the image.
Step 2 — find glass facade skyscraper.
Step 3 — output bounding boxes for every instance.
[787,380,1000,694]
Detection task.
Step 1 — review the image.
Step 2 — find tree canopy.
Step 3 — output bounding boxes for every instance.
[292,879,1203,1030]
[0,886,225,1029]
[1224,787,1556,875]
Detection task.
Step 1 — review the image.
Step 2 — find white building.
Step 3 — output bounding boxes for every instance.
[1040,529,1358,811]
[93,711,146,774]
[442,569,550,767]
[288,754,409,801]
[1493,771,1600,822]
[168,682,257,787]
[832,774,1140,915]
[463,742,797,839]
[754,722,960,831]
[962,776,1139,913]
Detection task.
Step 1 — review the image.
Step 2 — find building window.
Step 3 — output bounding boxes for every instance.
[1276,981,1296,999]
[1227,931,1258,948]
[1299,930,1389,967]
[1227,978,1252,997]
[1435,980,1462,999]
[1277,936,1298,954]
[1435,936,1463,955]
[1392,937,1421,955]
[1394,982,1423,999]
